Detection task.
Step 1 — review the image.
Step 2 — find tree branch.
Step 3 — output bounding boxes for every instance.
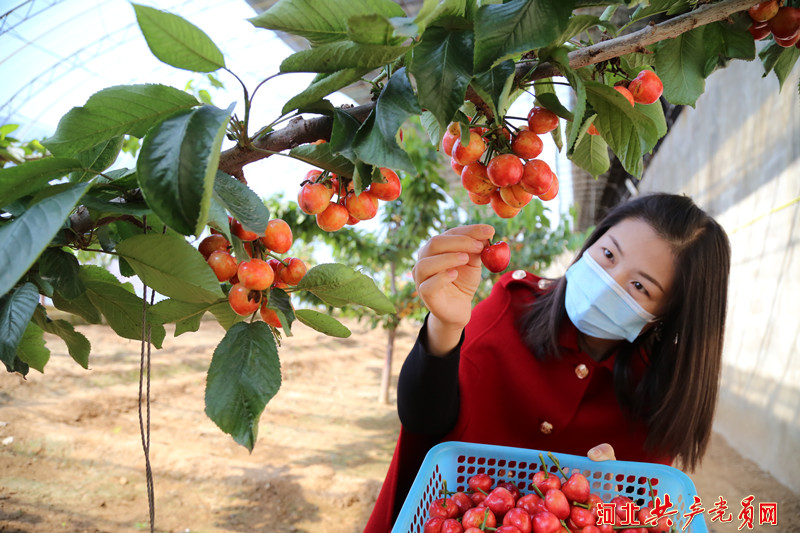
[216,0,759,177]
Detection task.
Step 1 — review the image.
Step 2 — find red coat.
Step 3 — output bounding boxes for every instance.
[364,270,672,532]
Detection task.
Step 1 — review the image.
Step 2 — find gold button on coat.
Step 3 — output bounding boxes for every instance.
[540,421,553,434]
[575,364,589,379]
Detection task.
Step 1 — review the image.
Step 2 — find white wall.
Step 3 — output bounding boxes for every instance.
[638,56,800,493]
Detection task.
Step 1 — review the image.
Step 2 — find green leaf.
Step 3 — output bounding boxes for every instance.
[570,130,610,177]
[149,298,225,336]
[630,0,690,22]
[204,321,281,451]
[0,157,84,208]
[352,67,421,173]
[414,0,468,35]
[295,309,351,338]
[68,137,124,183]
[556,14,616,43]
[535,91,573,121]
[0,183,89,299]
[473,0,575,72]
[548,49,585,155]
[213,171,270,235]
[282,68,371,115]
[420,110,443,147]
[265,288,295,337]
[280,41,410,73]
[208,301,246,330]
[116,233,225,304]
[38,248,85,300]
[296,263,395,314]
[655,26,707,107]
[585,81,662,178]
[248,0,405,46]
[471,60,516,121]
[289,142,355,178]
[15,322,49,373]
[533,78,565,151]
[329,108,362,159]
[132,3,225,72]
[760,43,800,91]
[0,283,40,369]
[82,271,166,349]
[52,290,102,325]
[347,13,406,45]
[43,84,200,157]
[137,104,232,236]
[32,307,91,369]
[410,25,474,131]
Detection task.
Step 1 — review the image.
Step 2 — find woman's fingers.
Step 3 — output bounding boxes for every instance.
[588,443,617,461]
[412,251,471,286]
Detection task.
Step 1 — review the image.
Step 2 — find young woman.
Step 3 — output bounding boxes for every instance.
[364,193,731,532]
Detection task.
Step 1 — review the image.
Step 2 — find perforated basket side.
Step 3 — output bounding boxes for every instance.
[392,441,708,533]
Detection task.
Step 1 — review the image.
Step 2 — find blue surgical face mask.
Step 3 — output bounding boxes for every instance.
[565,252,657,343]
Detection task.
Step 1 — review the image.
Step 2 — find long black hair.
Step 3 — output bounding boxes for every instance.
[519,193,731,471]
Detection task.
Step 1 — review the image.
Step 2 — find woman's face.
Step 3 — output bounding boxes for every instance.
[585,217,676,317]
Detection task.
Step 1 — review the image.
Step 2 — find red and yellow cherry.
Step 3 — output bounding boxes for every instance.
[198,234,230,260]
[502,507,532,533]
[450,155,465,176]
[261,219,293,253]
[487,154,523,187]
[304,169,322,181]
[561,472,591,504]
[441,129,459,156]
[370,168,402,201]
[461,162,495,196]
[277,257,307,285]
[511,128,544,159]
[484,486,515,518]
[614,85,635,107]
[228,283,261,316]
[481,240,510,273]
[527,106,559,134]
[628,69,663,104]
[490,190,521,218]
[748,21,771,40]
[428,497,459,519]
[538,173,560,201]
[469,191,492,205]
[520,159,554,196]
[499,183,533,208]
[345,190,379,220]
[237,258,274,291]
[260,302,282,328]
[298,182,333,215]
[775,31,800,47]
[462,507,497,530]
[532,510,561,533]
[316,202,349,232]
[230,218,259,241]
[749,0,780,22]
[206,250,238,282]
[452,131,486,166]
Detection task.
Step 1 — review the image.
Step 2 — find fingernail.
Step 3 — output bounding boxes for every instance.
[473,240,485,251]
[589,447,601,458]
[457,253,470,262]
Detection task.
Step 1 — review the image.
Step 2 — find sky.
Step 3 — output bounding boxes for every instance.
[0,0,572,220]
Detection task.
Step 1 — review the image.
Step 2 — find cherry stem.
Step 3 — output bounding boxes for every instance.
[531,483,546,499]
[438,480,452,499]
[647,478,655,504]
[573,502,591,509]
[538,454,549,478]
[505,115,528,121]
[547,452,569,480]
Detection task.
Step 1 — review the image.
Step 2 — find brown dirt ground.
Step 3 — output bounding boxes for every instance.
[0,317,798,533]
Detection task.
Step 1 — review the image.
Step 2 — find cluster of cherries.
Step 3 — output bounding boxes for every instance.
[199,216,306,326]
[422,468,675,533]
[747,1,800,47]
[297,167,402,232]
[443,108,561,219]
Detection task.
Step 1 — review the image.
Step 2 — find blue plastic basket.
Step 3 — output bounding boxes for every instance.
[392,441,708,533]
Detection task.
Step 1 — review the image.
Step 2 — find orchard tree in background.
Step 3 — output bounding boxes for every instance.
[2,0,799,457]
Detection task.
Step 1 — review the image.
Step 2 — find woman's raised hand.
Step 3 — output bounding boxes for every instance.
[412,224,494,355]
